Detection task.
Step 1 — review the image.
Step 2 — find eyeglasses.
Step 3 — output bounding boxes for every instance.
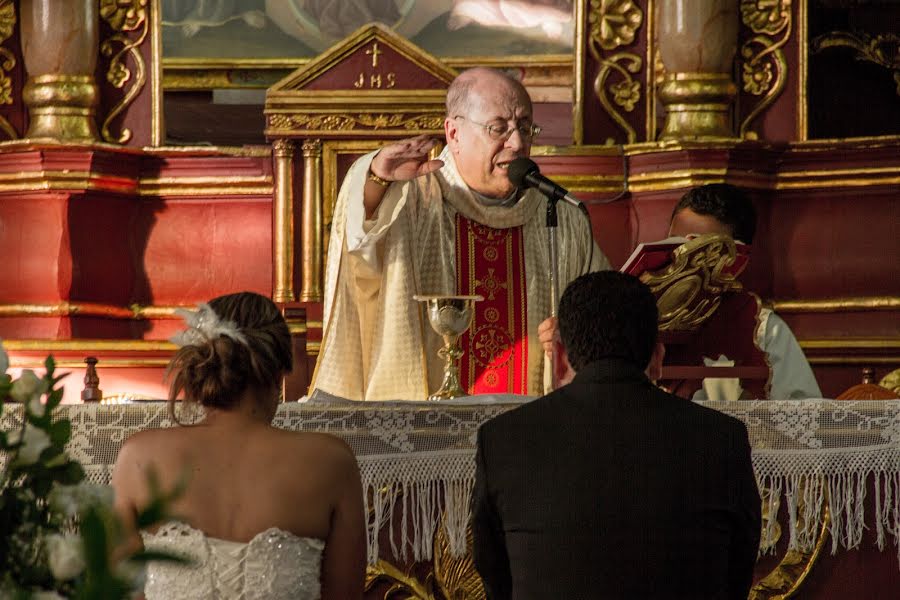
[453,116,541,142]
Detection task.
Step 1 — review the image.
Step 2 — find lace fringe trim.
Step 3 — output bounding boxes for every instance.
[361,453,900,568]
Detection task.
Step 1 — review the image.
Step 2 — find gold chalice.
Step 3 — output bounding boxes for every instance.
[414,295,482,401]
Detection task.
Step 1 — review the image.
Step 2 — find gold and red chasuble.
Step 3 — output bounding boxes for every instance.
[455,214,528,395]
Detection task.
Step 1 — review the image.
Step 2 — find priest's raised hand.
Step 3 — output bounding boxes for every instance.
[363,134,444,218]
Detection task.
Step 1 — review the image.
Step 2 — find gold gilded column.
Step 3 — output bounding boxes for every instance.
[657,0,738,139]
[273,138,296,303]
[20,0,99,141]
[300,139,323,303]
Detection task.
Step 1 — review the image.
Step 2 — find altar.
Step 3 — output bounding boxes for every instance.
[4,397,898,599]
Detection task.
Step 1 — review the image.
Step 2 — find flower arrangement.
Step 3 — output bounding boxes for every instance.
[0,344,181,599]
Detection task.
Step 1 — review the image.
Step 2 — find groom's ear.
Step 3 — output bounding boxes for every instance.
[646,342,665,382]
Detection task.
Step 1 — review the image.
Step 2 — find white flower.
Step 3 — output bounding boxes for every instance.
[45,533,86,580]
[11,369,49,415]
[7,423,52,465]
[0,339,8,373]
[49,482,114,519]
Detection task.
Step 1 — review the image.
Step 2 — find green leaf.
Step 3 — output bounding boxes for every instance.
[39,445,64,465]
[58,460,86,485]
[79,506,109,572]
[43,355,55,377]
[46,388,64,411]
[49,419,71,446]
[134,499,169,530]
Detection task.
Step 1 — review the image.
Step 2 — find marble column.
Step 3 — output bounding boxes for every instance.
[657,0,738,139]
[20,0,99,141]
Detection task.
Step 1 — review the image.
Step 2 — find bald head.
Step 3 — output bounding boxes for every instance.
[444,67,535,198]
[446,67,531,118]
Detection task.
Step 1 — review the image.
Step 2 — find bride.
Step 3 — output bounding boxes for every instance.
[112,292,365,599]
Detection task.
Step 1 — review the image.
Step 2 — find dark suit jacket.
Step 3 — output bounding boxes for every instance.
[472,358,761,599]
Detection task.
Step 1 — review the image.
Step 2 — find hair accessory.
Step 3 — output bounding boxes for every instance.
[170,303,249,347]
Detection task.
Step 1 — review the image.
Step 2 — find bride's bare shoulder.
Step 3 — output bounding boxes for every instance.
[275,430,357,467]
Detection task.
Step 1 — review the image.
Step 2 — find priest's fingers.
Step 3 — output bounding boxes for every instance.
[416,159,444,177]
[538,316,559,356]
[382,135,436,159]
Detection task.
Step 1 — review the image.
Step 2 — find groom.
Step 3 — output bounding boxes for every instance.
[471,271,761,598]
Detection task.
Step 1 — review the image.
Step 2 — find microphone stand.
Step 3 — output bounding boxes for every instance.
[545,195,560,391]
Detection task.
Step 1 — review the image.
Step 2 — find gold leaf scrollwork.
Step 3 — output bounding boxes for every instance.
[433,519,486,600]
[364,560,436,599]
[99,0,148,144]
[587,0,644,144]
[749,486,830,600]
[811,32,900,96]
[0,0,17,139]
[640,234,746,332]
[268,113,445,132]
[738,0,792,139]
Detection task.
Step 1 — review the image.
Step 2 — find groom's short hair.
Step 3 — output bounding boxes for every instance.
[558,271,659,372]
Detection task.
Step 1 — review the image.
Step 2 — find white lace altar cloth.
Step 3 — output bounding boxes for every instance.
[2,399,899,566]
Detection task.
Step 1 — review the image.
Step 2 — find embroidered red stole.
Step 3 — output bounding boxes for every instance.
[455,214,528,395]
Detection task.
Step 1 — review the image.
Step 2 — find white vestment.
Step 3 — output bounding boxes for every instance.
[695,308,822,401]
[311,148,609,401]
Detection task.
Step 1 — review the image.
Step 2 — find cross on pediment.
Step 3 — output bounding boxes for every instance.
[366,42,382,68]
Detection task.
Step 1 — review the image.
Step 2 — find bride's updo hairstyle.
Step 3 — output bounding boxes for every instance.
[167,291,292,417]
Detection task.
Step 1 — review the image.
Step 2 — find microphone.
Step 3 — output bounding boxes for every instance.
[507,157,584,211]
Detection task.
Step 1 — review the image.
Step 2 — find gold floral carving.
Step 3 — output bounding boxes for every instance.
[591,0,643,50]
[268,113,445,132]
[640,234,746,332]
[0,0,17,140]
[880,368,900,395]
[587,0,644,144]
[99,0,148,144]
[739,0,792,139]
[811,32,900,96]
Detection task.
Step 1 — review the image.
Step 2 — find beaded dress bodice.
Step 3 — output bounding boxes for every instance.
[141,522,324,599]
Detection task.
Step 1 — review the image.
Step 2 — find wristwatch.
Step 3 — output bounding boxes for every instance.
[367,168,392,187]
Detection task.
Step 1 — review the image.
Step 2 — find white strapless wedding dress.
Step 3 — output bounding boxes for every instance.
[141,522,324,599]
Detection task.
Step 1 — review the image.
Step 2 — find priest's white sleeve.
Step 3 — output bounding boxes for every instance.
[344,151,412,279]
[757,308,822,399]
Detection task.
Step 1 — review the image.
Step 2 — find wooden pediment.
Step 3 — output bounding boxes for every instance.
[265,23,458,139]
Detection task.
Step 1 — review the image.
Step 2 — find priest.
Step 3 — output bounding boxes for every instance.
[310,67,609,401]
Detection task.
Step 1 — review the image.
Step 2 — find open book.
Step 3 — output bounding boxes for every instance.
[620,235,749,277]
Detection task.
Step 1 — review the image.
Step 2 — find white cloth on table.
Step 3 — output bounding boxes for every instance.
[141,522,323,600]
